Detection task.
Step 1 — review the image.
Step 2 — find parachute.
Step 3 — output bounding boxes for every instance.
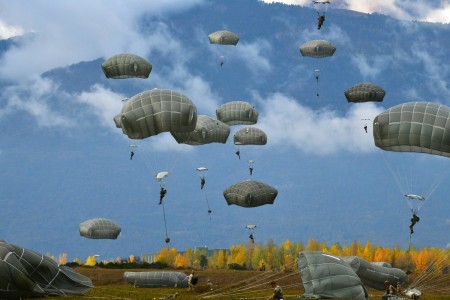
[114,89,197,140]
[373,102,450,234]
[101,53,152,79]
[297,251,367,300]
[171,115,230,145]
[299,40,336,58]
[0,240,93,299]
[341,256,407,291]
[245,224,257,243]
[313,0,331,15]
[404,194,426,213]
[374,102,450,157]
[216,101,259,125]
[156,171,170,183]
[79,218,121,240]
[248,159,255,176]
[196,167,211,216]
[208,30,240,46]
[299,40,336,96]
[233,127,267,145]
[223,180,278,207]
[124,271,188,288]
[345,83,386,103]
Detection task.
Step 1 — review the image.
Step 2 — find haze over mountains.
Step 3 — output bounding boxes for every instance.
[0,0,449,259]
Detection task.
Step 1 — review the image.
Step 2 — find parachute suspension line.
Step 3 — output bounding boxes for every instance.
[381,154,408,197]
[168,150,183,175]
[161,202,170,246]
[203,191,212,219]
[200,260,301,299]
[135,143,156,174]
[408,254,450,293]
[424,166,450,200]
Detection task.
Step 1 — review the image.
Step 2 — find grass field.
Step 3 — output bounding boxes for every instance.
[43,267,450,300]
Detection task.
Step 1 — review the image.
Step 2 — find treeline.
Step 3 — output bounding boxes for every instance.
[60,239,449,273]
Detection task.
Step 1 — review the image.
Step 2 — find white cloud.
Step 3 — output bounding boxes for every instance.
[76,84,125,129]
[412,43,450,99]
[235,40,273,75]
[0,0,205,81]
[255,92,384,154]
[260,0,450,23]
[0,77,74,127]
[0,19,25,39]
[350,54,392,79]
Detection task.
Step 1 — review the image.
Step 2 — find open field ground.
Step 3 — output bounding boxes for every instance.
[42,267,450,300]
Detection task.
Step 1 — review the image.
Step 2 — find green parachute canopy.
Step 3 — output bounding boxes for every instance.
[216,101,259,125]
[373,102,450,157]
[208,30,240,45]
[0,240,93,299]
[124,271,188,288]
[171,115,230,145]
[341,256,407,291]
[299,39,336,58]
[233,127,267,145]
[223,180,278,207]
[298,251,367,300]
[114,89,197,140]
[345,83,385,103]
[79,218,121,240]
[101,53,152,79]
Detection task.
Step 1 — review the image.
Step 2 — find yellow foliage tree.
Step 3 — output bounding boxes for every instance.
[350,240,358,256]
[155,247,177,267]
[228,244,247,267]
[306,239,320,251]
[129,255,135,263]
[58,253,68,266]
[174,253,190,268]
[73,257,82,266]
[362,240,374,261]
[85,255,96,267]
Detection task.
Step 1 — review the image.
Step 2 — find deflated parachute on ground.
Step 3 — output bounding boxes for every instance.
[233,127,267,145]
[223,180,278,207]
[208,30,239,45]
[373,102,450,157]
[171,115,230,145]
[124,271,188,288]
[299,40,336,58]
[101,53,152,79]
[345,83,385,103]
[297,251,367,300]
[0,240,93,299]
[216,101,259,125]
[341,256,407,290]
[114,89,197,140]
[79,218,121,239]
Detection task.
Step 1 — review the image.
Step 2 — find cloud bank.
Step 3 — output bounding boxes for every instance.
[261,0,450,23]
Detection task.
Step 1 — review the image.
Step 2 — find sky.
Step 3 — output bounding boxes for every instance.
[0,0,449,258]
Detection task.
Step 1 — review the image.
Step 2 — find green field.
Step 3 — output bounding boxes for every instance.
[41,267,450,300]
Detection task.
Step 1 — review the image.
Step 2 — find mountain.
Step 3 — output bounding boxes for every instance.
[0,0,449,260]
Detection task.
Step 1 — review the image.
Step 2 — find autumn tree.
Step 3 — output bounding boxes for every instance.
[174,253,190,268]
[228,244,247,268]
[362,240,374,261]
[58,253,68,265]
[306,239,320,251]
[210,249,228,269]
[85,255,96,267]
